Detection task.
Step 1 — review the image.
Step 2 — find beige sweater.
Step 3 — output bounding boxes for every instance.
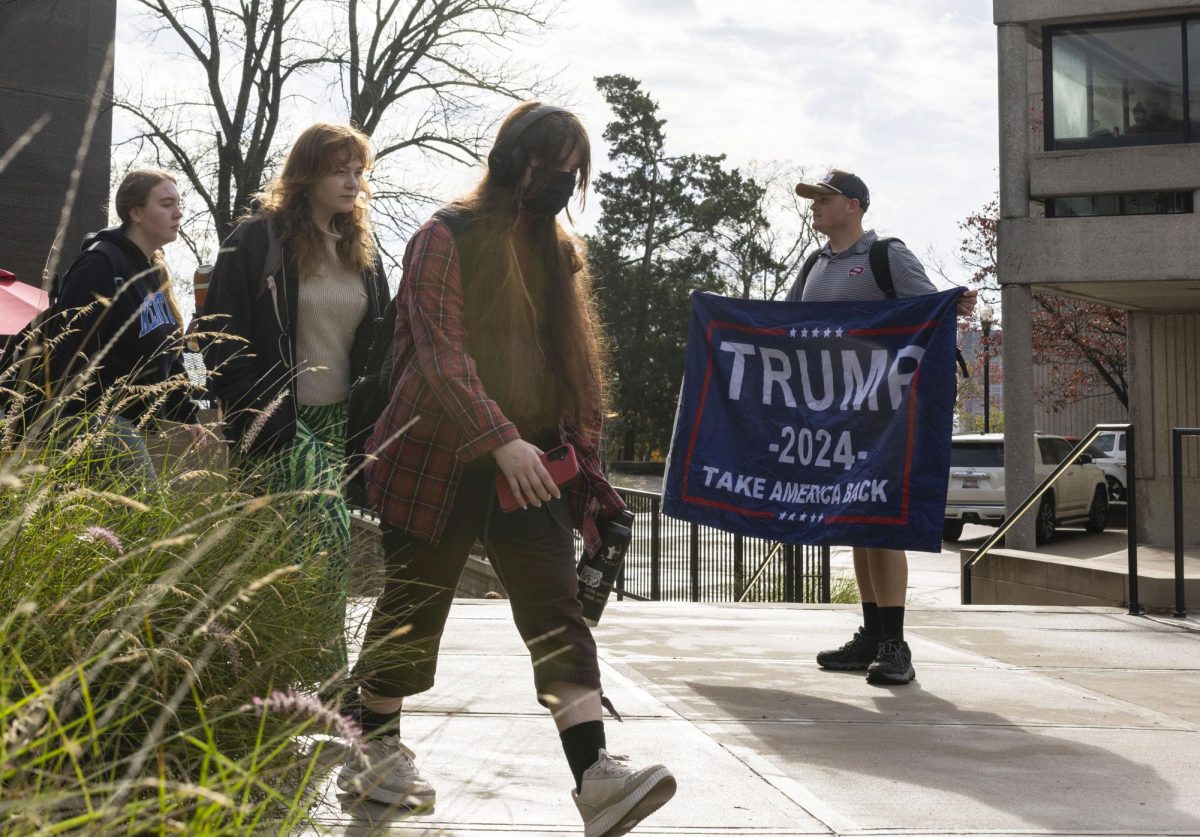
[295,231,368,406]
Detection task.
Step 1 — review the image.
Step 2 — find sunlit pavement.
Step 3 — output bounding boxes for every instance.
[306,591,1200,836]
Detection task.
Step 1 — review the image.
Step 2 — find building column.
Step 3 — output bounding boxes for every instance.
[1001,284,1036,549]
[998,24,1030,218]
[1125,311,1152,544]
[996,22,1036,549]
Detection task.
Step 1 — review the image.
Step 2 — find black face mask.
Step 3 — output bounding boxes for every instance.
[522,170,576,217]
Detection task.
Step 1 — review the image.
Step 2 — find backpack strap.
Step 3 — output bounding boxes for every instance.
[262,217,283,290]
[432,206,474,237]
[796,249,822,299]
[868,237,899,299]
[867,236,969,378]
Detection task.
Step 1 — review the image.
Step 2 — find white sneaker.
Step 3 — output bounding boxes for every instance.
[572,750,676,837]
[336,734,436,810]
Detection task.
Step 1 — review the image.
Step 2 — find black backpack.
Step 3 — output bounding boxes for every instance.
[798,236,900,300]
[0,237,125,439]
[798,237,969,379]
[343,208,473,501]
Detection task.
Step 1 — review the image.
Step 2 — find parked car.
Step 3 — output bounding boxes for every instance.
[1089,430,1128,502]
[943,433,1109,544]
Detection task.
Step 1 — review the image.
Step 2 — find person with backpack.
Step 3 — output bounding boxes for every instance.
[340,102,676,837]
[788,169,976,685]
[199,123,389,681]
[13,169,205,480]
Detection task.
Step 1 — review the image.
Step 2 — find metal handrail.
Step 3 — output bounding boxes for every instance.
[961,423,1140,615]
[736,541,784,602]
[1171,428,1200,618]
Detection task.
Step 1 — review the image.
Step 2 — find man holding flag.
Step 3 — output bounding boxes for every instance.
[788,169,976,685]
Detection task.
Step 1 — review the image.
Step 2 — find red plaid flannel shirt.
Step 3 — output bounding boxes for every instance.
[364,218,624,551]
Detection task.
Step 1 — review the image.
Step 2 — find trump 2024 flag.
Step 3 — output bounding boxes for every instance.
[662,289,963,553]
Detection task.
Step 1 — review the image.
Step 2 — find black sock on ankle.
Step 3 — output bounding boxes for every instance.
[862,601,882,638]
[359,707,401,736]
[879,606,905,641]
[560,720,606,792]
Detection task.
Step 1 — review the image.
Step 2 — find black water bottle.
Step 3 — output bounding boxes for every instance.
[577,509,635,626]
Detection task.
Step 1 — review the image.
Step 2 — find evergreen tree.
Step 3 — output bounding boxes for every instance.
[589,74,759,459]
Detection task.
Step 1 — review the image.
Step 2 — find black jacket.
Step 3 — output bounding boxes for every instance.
[200,217,389,456]
[49,226,199,423]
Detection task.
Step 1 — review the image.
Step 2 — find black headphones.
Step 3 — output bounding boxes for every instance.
[486,104,569,186]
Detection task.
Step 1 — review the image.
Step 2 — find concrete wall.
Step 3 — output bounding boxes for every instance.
[995,0,1198,25]
[1031,362,1128,437]
[1129,313,1200,547]
[0,0,116,294]
[1031,145,1200,197]
[998,214,1200,287]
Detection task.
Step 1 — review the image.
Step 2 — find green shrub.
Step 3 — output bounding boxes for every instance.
[0,419,356,834]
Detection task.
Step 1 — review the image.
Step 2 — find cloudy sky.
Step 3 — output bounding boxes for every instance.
[533,0,999,279]
[115,0,999,292]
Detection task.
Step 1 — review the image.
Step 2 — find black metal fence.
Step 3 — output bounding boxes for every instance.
[606,487,831,604]
[1171,427,1200,617]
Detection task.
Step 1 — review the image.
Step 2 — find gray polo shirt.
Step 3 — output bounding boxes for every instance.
[785,229,936,303]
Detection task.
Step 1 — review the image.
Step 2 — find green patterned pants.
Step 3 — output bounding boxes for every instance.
[256,401,352,679]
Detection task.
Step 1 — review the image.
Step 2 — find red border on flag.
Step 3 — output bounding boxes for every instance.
[678,318,934,526]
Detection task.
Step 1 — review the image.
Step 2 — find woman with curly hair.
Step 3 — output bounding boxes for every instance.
[200,123,389,680]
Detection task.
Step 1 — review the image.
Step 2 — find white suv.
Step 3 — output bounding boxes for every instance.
[943,433,1109,545]
[1089,430,1128,502]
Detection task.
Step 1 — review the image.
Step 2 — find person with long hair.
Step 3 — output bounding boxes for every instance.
[341,102,676,837]
[45,168,203,480]
[200,123,389,682]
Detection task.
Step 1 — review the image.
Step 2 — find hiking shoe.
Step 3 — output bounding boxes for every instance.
[866,639,916,685]
[573,750,676,837]
[337,734,436,810]
[816,627,879,670]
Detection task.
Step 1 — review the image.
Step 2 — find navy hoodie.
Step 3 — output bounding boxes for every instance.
[48,226,199,423]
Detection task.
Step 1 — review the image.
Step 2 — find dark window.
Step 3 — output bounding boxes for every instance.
[951,443,1004,468]
[1093,434,1116,453]
[1045,191,1193,217]
[1047,20,1187,149]
[1038,438,1061,465]
[1051,438,1076,463]
[1191,21,1200,139]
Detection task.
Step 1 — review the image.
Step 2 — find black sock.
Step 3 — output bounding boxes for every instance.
[359,707,401,736]
[879,606,905,642]
[862,601,881,638]
[560,720,606,792]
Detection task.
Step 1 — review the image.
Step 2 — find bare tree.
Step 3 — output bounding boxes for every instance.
[336,0,556,164]
[115,0,558,267]
[116,0,316,249]
[711,162,819,301]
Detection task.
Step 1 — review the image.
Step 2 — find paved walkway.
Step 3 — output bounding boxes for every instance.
[308,600,1200,836]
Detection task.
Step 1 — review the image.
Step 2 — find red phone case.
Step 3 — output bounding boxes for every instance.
[495,444,580,512]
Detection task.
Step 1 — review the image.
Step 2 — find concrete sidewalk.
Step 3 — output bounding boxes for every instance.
[308,600,1200,836]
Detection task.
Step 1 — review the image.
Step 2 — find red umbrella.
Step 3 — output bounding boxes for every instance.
[0,269,50,336]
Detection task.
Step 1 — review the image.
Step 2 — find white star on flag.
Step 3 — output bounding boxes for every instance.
[835,327,844,337]
[801,328,809,338]
[823,327,832,338]
[789,327,796,337]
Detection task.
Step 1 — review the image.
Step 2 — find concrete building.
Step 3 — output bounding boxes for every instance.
[995,0,1200,548]
[0,0,117,293]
